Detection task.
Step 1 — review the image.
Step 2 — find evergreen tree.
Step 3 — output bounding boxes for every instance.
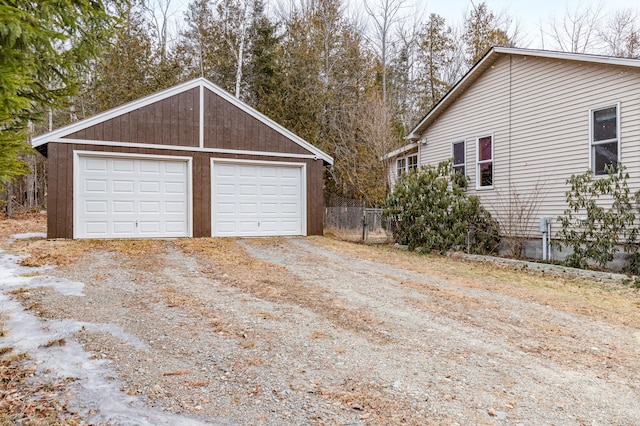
[91,2,160,112]
[463,2,512,66]
[0,0,121,182]
[244,0,283,113]
[416,13,455,110]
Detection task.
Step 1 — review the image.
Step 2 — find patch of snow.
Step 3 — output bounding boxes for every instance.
[0,249,233,425]
[10,232,47,239]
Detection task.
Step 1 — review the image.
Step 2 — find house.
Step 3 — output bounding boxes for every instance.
[32,78,333,239]
[387,47,640,255]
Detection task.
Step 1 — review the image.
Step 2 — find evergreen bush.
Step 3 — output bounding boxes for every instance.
[383,160,499,254]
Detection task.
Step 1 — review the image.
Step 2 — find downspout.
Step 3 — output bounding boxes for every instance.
[508,54,513,238]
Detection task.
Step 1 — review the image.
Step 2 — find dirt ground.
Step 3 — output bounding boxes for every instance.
[1,214,640,425]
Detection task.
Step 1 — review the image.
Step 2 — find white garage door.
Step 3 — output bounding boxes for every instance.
[75,154,190,239]
[212,161,304,237]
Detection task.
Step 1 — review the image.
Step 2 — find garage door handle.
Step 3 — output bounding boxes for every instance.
[136,220,138,228]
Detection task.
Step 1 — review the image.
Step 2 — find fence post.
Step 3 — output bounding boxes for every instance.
[362,206,366,241]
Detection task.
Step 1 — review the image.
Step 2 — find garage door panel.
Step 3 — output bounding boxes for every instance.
[113,159,135,173]
[85,180,108,193]
[84,200,108,214]
[239,221,259,233]
[84,221,108,236]
[140,161,160,173]
[239,184,257,196]
[260,185,278,197]
[140,201,160,213]
[85,158,108,172]
[281,185,299,197]
[76,155,189,239]
[139,221,160,234]
[165,181,186,194]
[139,181,160,193]
[113,201,135,213]
[281,202,300,215]
[113,221,136,235]
[164,162,186,174]
[113,180,134,193]
[212,162,303,237]
[165,201,186,213]
[260,167,278,178]
[281,220,301,232]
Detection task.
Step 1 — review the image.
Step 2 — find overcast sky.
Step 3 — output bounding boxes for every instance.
[166,0,640,51]
[419,0,640,48]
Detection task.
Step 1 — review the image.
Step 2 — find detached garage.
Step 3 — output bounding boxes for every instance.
[32,78,333,239]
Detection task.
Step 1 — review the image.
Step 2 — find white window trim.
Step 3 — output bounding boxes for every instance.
[589,102,620,176]
[396,153,418,179]
[476,134,494,190]
[451,139,466,176]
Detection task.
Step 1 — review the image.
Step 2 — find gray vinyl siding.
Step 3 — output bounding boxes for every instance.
[418,53,640,238]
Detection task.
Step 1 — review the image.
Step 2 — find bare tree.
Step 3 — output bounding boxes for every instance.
[363,0,408,105]
[598,8,640,58]
[543,1,604,53]
[489,180,548,259]
[143,0,173,61]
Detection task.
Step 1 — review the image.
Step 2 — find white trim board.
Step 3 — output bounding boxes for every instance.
[33,78,333,165]
[49,138,321,160]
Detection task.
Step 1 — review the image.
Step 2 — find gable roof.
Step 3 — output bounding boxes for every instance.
[32,77,333,165]
[408,47,640,139]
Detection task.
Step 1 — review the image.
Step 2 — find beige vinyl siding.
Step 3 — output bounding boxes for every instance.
[419,53,640,238]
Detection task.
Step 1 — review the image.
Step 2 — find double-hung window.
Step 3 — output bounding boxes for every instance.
[476,135,493,188]
[396,154,418,179]
[452,141,465,176]
[396,158,406,179]
[590,104,619,176]
[407,154,418,171]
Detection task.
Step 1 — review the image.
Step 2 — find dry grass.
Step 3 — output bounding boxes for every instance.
[0,212,46,240]
[323,227,391,244]
[313,236,640,328]
[7,237,168,269]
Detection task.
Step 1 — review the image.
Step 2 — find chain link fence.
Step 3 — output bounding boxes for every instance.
[324,196,393,243]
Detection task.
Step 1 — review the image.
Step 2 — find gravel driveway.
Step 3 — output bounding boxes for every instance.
[2,230,640,425]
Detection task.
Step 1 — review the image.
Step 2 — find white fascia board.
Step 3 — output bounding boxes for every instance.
[494,46,640,68]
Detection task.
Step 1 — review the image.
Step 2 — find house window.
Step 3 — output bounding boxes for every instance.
[452,141,465,176]
[591,104,619,176]
[396,158,406,178]
[396,154,417,179]
[407,155,418,171]
[476,135,493,188]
